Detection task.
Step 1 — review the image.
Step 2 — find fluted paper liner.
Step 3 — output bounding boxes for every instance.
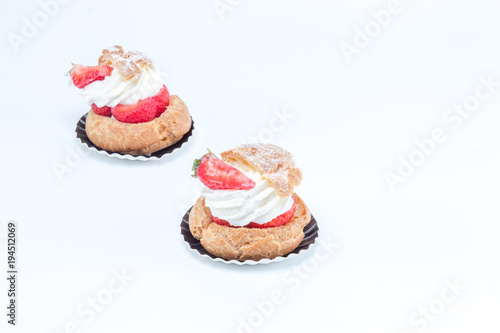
[75,113,194,161]
[180,207,319,265]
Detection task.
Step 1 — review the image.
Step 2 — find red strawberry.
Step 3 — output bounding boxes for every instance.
[153,85,170,117]
[70,64,113,89]
[212,200,296,229]
[91,104,112,117]
[192,151,255,190]
[211,216,232,227]
[111,97,157,124]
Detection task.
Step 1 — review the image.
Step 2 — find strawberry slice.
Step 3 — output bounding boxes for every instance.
[91,104,112,117]
[212,200,296,228]
[192,151,255,190]
[70,64,113,89]
[111,97,157,124]
[211,216,232,227]
[153,85,170,117]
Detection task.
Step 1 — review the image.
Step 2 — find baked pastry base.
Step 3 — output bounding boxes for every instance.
[189,193,311,261]
[85,95,191,156]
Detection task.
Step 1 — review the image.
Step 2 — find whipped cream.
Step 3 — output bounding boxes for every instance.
[79,65,163,107]
[202,171,294,227]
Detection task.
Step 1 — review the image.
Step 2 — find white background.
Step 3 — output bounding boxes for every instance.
[1,0,500,332]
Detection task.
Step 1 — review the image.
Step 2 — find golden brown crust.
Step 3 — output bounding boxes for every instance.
[98,45,152,81]
[221,144,302,197]
[189,193,311,261]
[85,95,191,156]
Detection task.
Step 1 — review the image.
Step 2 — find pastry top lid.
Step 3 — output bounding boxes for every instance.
[221,143,302,197]
[98,45,152,81]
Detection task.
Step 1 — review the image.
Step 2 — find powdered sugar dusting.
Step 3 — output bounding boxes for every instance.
[221,143,302,197]
[98,45,153,81]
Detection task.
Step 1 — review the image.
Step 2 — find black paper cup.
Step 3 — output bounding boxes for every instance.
[180,207,319,265]
[75,113,194,161]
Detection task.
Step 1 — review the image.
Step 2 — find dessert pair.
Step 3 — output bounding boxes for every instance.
[70,46,314,262]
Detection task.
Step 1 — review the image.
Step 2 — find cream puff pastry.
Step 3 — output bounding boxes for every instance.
[189,144,311,261]
[69,46,191,155]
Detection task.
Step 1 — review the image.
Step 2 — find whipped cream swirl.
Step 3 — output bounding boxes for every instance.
[80,65,163,107]
[202,171,294,227]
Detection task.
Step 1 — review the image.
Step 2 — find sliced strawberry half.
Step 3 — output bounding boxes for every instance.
[153,85,170,117]
[192,151,255,190]
[91,104,112,117]
[111,97,157,124]
[70,64,113,89]
[212,200,296,229]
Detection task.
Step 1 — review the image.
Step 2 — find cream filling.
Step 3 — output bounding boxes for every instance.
[80,65,163,107]
[202,171,293,227]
